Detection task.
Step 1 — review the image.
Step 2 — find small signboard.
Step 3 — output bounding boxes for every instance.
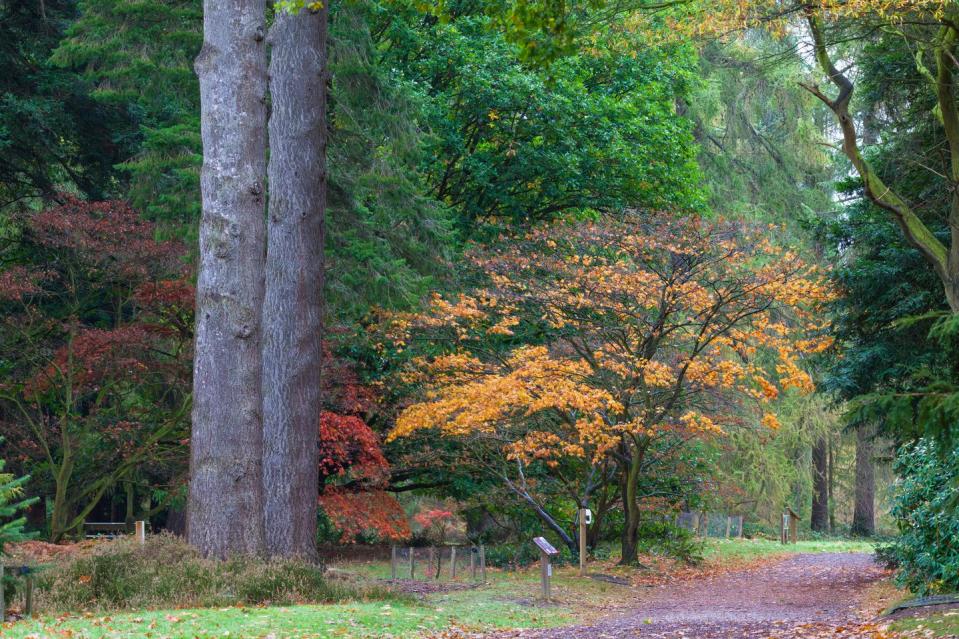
[533,536,559,556]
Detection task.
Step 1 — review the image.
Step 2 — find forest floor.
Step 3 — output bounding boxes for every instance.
[4,539,925,639]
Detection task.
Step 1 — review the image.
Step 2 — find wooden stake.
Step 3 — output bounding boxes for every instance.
[578,509,587,577]
[480,545,486,583]
[725,516,732,539]
[135,520,146,545]
[540,552,550,600]
[25,572,33,617]
[470,547,476,580]
[429,547,436,580]
[409,547,415,579]
[391,546,397,580]
[450,546,457,579]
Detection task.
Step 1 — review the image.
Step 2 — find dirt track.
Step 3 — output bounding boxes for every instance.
[499,553,890,638]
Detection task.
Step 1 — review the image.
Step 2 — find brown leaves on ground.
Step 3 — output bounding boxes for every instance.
[5,539,102,564]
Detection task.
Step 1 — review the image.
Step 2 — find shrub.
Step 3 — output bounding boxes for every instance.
[32,534,362,613]
[483,541,543,569]
[888,439,959,594]
[634,519,703,565]
[1,448,38,603]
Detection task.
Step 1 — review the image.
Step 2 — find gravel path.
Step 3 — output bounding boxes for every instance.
[499,553,889,638]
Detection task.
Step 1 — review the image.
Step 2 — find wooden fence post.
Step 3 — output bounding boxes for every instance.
[470,546,476,580]
[429,547,436,580]
[578,509,587,577]
[25,572,33,617]
[738,515,744,538]
[409,547,415,579]
[540,551,550,599]
[135,520,146,545]
[480,545,486,583]
[725,516,732,539]
[450,546,457,579]
[391,546,397,580]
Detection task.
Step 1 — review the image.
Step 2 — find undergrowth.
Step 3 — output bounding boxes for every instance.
[29,533,396,613]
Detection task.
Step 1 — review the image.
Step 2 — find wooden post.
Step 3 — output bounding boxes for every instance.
[470,546,476,580]
[738,515,744,538]
[391,546,397,580]
[540,552,550,600]
[135,520,146,545]
[533,537,558,601]
[25,572,33,617]
[409,547,415,579]
[1,564,5,623]
[578,509,587,577]
[428,547,436,580]
[480,545,486,583]
[450,546,457,579]
[725,516,732,539]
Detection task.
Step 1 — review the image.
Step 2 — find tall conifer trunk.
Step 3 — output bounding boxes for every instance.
[262,3,328,558]
[190,0,268,557]
[851,425,876,537]
[811,437,829,533]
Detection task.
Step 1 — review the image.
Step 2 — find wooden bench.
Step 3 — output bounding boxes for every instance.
[83,521,130,538]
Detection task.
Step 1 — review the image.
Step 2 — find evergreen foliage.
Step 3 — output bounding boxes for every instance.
[0,443,37,556]
[52,0,203,223]
[0,0,126,210]
[690,39,834,223]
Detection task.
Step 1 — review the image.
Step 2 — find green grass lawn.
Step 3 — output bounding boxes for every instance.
[703,537,876,562]
[1,538,878,639]
[890,611,959,637]
[2,596,570,639]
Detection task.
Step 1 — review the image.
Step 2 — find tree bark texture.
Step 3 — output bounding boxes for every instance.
[262,4,328,558]
[851,424,876,537]
[811,437,829,533]
[189,0,268,558]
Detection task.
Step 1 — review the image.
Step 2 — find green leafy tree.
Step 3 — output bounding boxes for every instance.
[375,1,704,230]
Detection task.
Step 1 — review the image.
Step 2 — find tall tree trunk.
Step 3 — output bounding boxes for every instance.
[190,0,268,558]
[851,424,876,537]
[262,3,328,559]
[620,448,642,565]
[811,437,829,533]
[827,435,835,533]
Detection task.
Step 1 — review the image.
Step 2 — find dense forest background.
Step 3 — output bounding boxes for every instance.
[2,0,959,596]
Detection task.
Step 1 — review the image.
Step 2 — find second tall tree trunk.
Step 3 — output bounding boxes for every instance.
[190,0,268,558]
[811,437,829,533]
[851,424,876,537]
[262,4,328,558]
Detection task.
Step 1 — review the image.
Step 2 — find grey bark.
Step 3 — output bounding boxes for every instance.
[189,0,268,558]
[851,424,876,537]
[811,437,829,533]
[262,4,328,558]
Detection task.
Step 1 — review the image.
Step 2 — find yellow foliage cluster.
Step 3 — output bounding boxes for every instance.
[385,214,833,470]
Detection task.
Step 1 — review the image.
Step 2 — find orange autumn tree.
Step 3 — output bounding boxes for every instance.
[386,213,832,563]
